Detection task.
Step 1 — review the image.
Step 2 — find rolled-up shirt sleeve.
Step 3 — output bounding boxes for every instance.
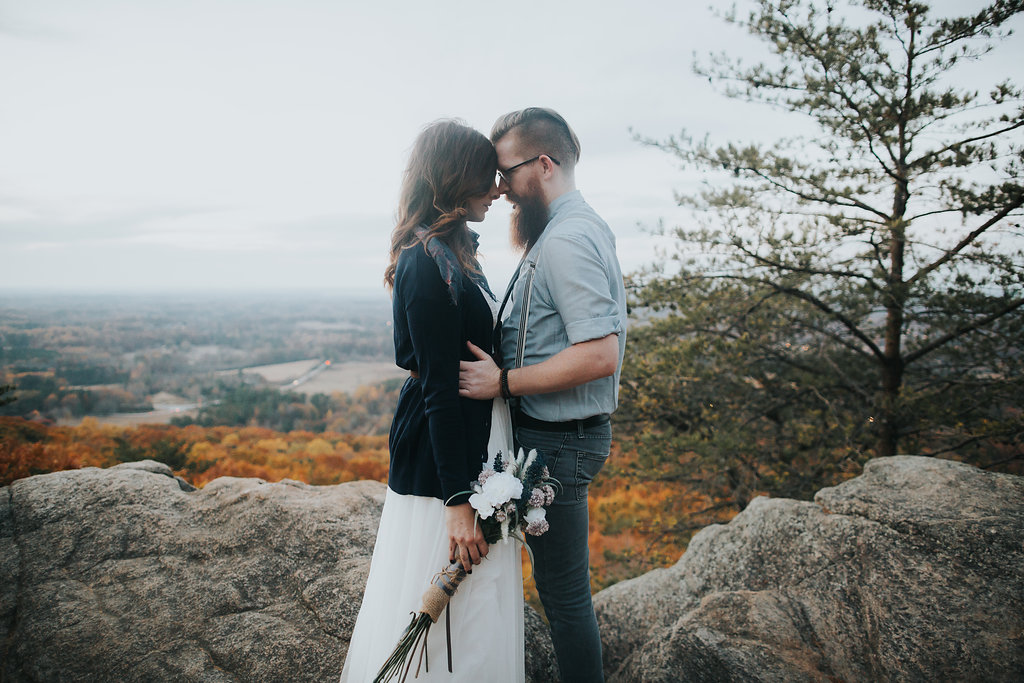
[540,228,622,344]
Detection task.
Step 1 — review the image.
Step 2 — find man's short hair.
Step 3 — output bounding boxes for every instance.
[491,107,581,170]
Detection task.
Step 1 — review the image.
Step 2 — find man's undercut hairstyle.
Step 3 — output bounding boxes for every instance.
[491,107,581,170]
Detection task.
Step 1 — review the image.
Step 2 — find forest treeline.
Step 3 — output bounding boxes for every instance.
[170,381,402,435]
[0,417,389,488]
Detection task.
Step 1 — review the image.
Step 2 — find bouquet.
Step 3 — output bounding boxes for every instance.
[469,446,556,543]
[373,447,557,683]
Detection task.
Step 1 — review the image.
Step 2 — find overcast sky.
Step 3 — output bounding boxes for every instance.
[1,0,1021,297]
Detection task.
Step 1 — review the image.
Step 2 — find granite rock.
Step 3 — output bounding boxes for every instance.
[0,461,557,682]
[594,456,1024,682]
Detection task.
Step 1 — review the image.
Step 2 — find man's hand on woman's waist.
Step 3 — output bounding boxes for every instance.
[457,334,618,400]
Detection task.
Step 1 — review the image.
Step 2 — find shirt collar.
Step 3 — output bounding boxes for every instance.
[522,190,584,264]
[547,189,583,221]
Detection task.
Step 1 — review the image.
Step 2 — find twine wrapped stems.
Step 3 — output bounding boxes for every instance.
[373,559,469,683]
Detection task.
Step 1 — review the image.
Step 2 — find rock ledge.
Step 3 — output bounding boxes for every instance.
[1,462,557,682]
[594,456,1024,682]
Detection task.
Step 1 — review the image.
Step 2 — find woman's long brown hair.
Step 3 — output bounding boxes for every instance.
[384,119,498,290]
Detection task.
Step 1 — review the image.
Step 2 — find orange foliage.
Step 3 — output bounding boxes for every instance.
[0,417,80,485]
[0,441,81,485]
[194,459,275,483]
[585,441,735,592]
[0,417,390,489]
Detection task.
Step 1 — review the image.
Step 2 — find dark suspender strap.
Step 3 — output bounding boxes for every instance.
[495,255,527,329]
[515,261,538,369]
[492,255,527,366]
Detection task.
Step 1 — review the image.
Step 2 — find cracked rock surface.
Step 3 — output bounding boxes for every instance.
[593,456,1024,682]
[0,461,558,682]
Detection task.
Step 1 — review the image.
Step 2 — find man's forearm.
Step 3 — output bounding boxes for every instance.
[507,333,619,397]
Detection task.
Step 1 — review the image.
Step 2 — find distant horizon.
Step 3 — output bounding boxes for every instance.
[0,286,392,300]
[0,288,396,316]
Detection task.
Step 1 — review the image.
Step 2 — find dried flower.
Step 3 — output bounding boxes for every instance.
[529,488,545,507]
[526,520,549,536]
[542,484,556,506]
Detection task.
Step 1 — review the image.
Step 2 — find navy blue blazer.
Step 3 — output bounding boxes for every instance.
[387,242,494,505]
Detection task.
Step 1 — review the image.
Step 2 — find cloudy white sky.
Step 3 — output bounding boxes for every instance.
[1,0,1021,296]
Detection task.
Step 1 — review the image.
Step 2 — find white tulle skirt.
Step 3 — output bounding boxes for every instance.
[340,399,525,683]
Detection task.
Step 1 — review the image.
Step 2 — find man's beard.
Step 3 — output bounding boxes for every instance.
[509,180,548,252]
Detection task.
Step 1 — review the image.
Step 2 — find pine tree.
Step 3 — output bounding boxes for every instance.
[623,0,1024,512]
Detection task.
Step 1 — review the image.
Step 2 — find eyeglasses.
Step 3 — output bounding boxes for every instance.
[497,154,560,184]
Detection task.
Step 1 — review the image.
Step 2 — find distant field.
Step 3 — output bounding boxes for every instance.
[286,362,407,395]
[58,360,406,426]
[58,407,199,428]
[220,358,407,394]
[220,359,322,384]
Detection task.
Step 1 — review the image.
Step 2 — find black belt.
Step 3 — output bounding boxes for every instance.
[513,409,609,433]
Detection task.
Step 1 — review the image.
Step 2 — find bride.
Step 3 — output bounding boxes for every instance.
[340,120,525,682]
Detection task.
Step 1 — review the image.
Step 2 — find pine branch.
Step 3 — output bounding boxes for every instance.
[709,273,886,360]
[729,238,883,289]
[907,206,975,222]
[737,164,891,219]
[906,193,1024,286]
[904,297,1024,365]
[912,119,1024,171]
[981,453,1024,469]
[781,314,878,361]
[918,3,1024,58]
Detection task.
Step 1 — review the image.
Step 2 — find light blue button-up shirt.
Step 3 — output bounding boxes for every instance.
[500,190,627,421]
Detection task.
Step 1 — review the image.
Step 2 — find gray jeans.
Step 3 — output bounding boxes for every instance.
[517,416,611,683]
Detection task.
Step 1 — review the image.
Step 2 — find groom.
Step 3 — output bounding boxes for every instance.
[459,107,626,683]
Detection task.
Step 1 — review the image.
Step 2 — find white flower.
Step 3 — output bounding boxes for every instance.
[469,492,495,519]
[480,471,523,506]
[525,507,546,525]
